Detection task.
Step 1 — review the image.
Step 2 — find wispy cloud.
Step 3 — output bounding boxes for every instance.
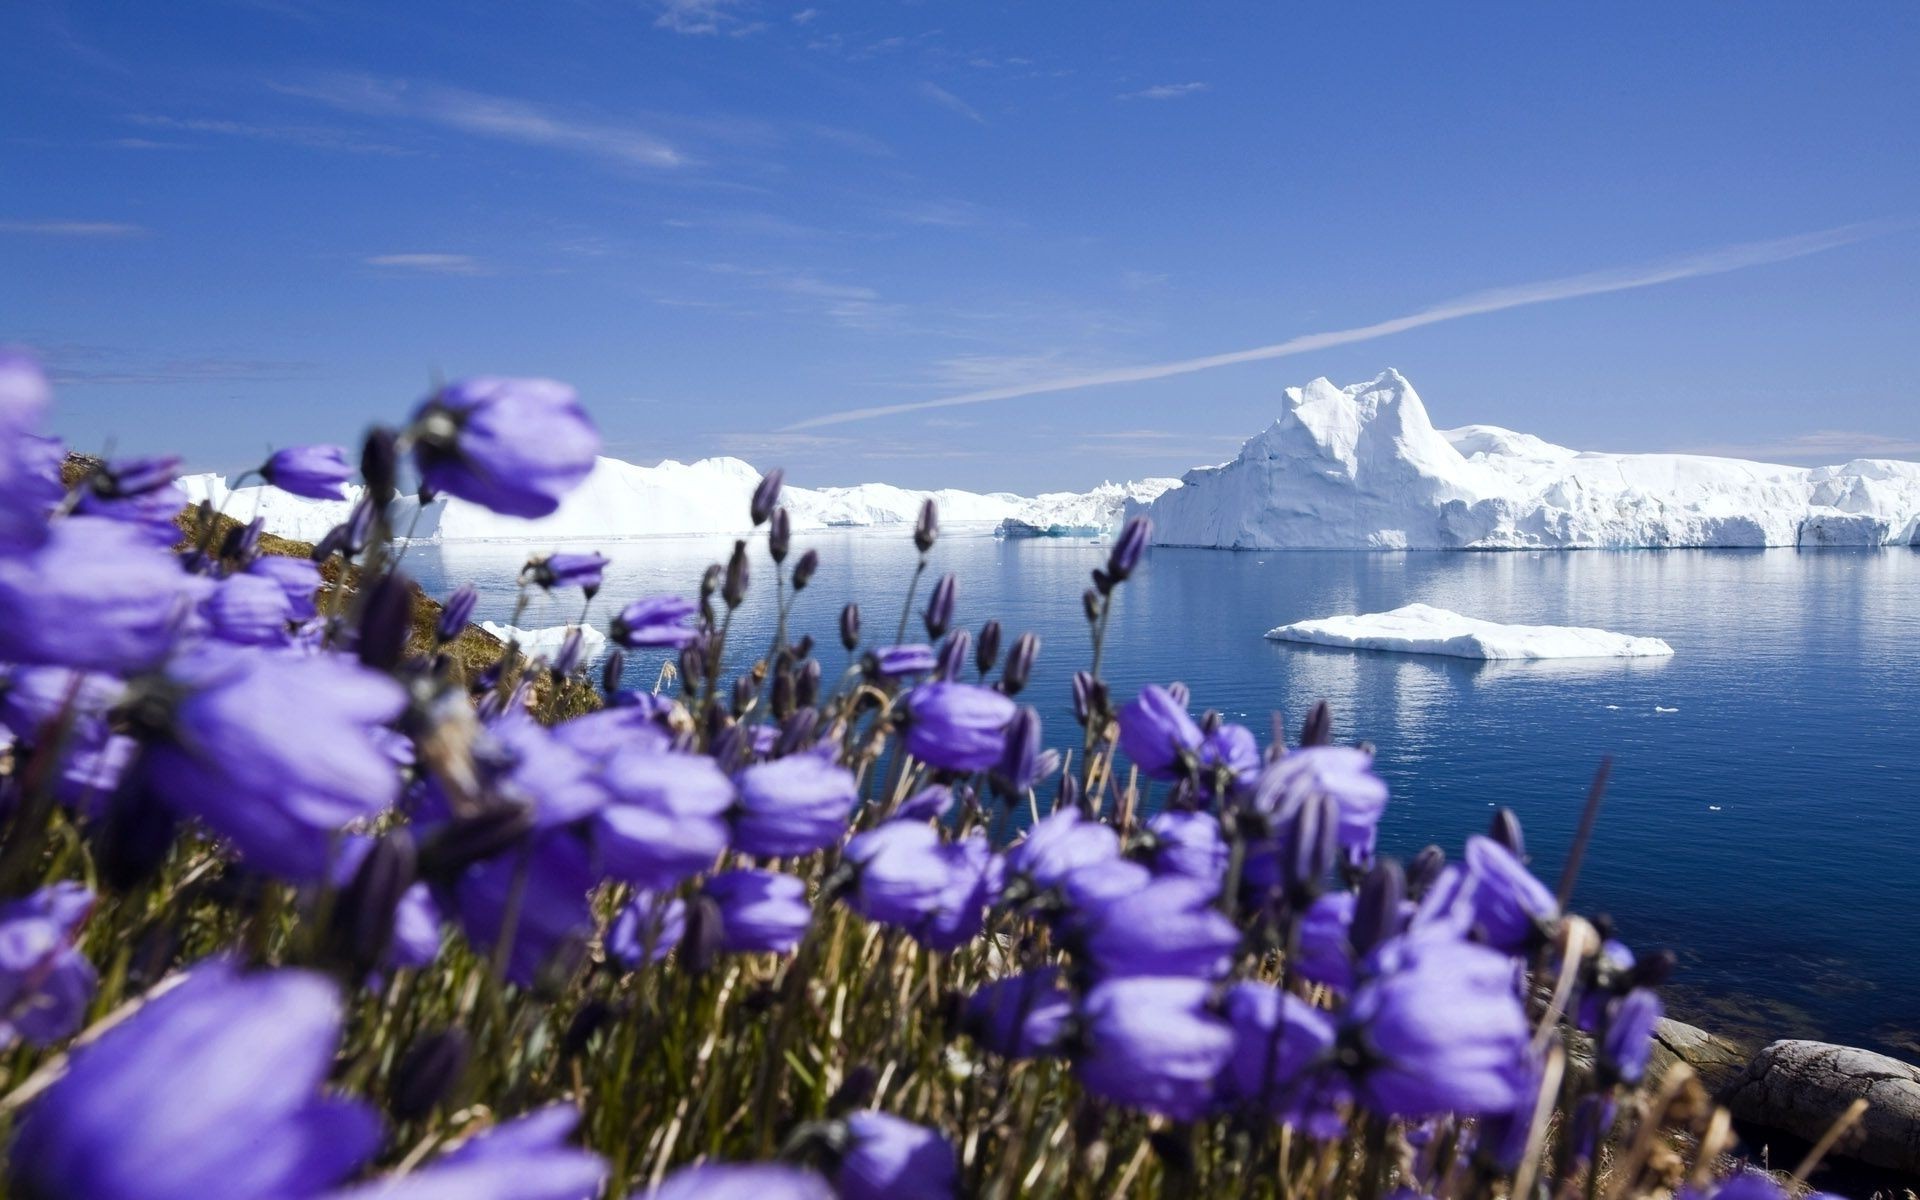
[1677,430,1920,463]
[124,113,410,155]
[363,253,487,275]
[0,220,147,237]
[785,221,1908,431]
[653,0,763,36]
[278,74,688,169]
[705,263,905,331]
[1118,81,1209,101]
[918,82,987,125]
[35,342,314,386]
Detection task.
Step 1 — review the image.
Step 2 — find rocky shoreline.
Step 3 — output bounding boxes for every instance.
[1652,1018,1920,1180]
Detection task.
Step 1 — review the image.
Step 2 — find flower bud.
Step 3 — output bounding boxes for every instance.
[1488,807,1526,862]
[913,498,938,554]
[435,584,477,644]
[731,673,755,718]
[792,633,814,660]
[1406,844,1447,898]
[1091,567,1113,596]
[678,644,706,695]
[360,427,398,508]
[417,802,536,881]
[792,548,819,591]
[1298,700,1333,747]
[1287,792,1338,896]
[600,647,626,695]
[552,627,585,676]
[751,468,784,526]
[328,831,417,976]
[312,523,346,563]
[680,894,725,975]
[357,570,414,672]
[768,507,791,564]
[923,572,956,639]
[771,665,795,719]
[775,707,819,757]
[390,1029,469,1122]
[936,630,969,681]
[839,602,861,651]
[975,620,1002,675]
[98,786,179,892]
[1081,588,1101,624]
[344,496,376,556]
[723,540,749,609]
[795,659,821,708]
[1000,631,1038,696]
[1350,857,1406,955]
[1107,516,1151,582]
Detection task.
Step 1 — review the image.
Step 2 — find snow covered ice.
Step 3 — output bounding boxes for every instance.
[1265,603,1675,660]
[477,620,609,662]
[1138,370,1920,550]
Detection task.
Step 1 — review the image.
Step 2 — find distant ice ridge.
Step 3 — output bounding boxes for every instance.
[477,621,608,661]
[1137,369,1920,550]
[177,457,1173,544]
[1266,604,1675,660]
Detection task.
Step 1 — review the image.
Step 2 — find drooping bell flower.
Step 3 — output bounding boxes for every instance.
[608,891,688,969]
[1250,745,1389,864]
[911,832,1001,951]
[437,583,479,643]
[1216,982,1337,1128]
[610,594,699,649]
[0,883,96,1048]
[8,961,382,1200]
[525,552,609,596]
[1196,721,1260,796]
[203,572,296,646]
[731,754,856,857]
[1599,988,1663,1086]
[329,1103,607,1200]
[962,967,1073,1059]
[836,1111,957,1200]
[705,869,812,954]
[1415,836,1558,954]
[842,820,950,929]
[0,517,212,673]
[1115,685,1202,780]
[246,555,324,623]
[1145,810,1228,882]
[646,1164,833,1200]
[262,445,354,501]
[592,750,733,888]
[130,646,406,880]
[472,708,608,830]
[991,704,1053,797]
[1075,976,1234,1121]
[409,377,598,518]
[869,644,936,679]
[1072,876,1240,980]
[0,432,63,555]
[1059,856,1151,912]
[452,831,598,986]
[1004,807,1120,894]
[901,681,1016,772]
[893,783,953,822]
[1295,890,1358,991]
[1336,933,1532,1117]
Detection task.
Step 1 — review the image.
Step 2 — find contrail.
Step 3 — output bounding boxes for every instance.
[784,220,1905,431]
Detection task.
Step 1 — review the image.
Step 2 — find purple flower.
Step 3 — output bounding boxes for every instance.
[902,681,1016,772]
[646,1164,833,1200]
[134,647,406,880]
[611,594,698,649]
[843,820,950,928]
[410,378,599,518]
[73,461,189,545]
[1073,876,1240,979]
[705,869,812,954]
[10,962,381,1200]
[913,832,1001,951]
[454,833,597,986]
[962,967,1073,1059]
[0,517,212,673]
[1115,685,1203,780]
[731,755,856,857]
[0,883,96,1048]
[1,432,63,555]
[1339,934,1531,1117]
[390,883,445,969]
[991,705,1053,795]
[1058,857,1151,911]
[1005,807,1120,892]
[262,445,354,501]
[437,583,479,642]
[203,572,296,646]
[330,1104,606,1200]
[1216,982,1336,1126]
[608,892,687,969]
[1106,516,1151,581]
[247,555,324,623]
[1197,722,1259,795]
[893,783,953,821]
[1145,810,1228,882]
[1250,746,1389,863]
[1415,837,1558,953]
[838,1111,957,1200]
[526,552,609,595]
[1297,891,1363,992]
[0,348,50,432]
[1601,988,1663,1085]
[593,751,733,888]
[870,643,936,678]
[1077,977,1234,1121]
[474,709,608,829]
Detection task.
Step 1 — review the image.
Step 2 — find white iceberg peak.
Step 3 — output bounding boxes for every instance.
[1265,604,1675,660]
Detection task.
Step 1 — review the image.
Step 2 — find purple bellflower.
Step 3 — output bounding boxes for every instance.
[607,891,688,969]
[1251,746,1389,864]
[328,1104,607,1200]
[705,869,812,954]
[592,750,733,888]
[646,1164,833,1200]
[1145,809,1229,882]
[263,445,354,501]
[526,552,609,595]
[9,962,381,1200]
[837,1111,958,1200]
[842,820,951,929]
[611,594,699,649]
[453,832,598,986]
[962,967,1073,1059]
[902,680,1016,772]
[1073,876,1240,979]
[1217,982,1337,1129]
[410,377,599,518]
[870,643,936,679]
[1076,976,1234,1121]
[731,754,856,857]
[0,883,96,1048]
[1115,685,1203,780]
[0,517,212,674]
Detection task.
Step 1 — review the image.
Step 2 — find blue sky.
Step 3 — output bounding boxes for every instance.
[4,1,1918,491]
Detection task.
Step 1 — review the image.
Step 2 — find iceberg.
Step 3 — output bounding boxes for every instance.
[1138,370,1920,550]
[1265,604,1675,660]
[477,620,609,662]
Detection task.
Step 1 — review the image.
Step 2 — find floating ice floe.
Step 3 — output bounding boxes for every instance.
[1264,603,1675,660]
[477,620,609,662]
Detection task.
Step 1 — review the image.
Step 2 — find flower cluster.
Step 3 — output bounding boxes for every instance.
[0,351,1835,1198]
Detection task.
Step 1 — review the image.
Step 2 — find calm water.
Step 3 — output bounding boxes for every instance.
[404,533,1920,1056]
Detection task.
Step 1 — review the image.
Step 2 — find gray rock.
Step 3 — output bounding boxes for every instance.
[1648,1017,1751,1096]
[1727,1040,1920,1174]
